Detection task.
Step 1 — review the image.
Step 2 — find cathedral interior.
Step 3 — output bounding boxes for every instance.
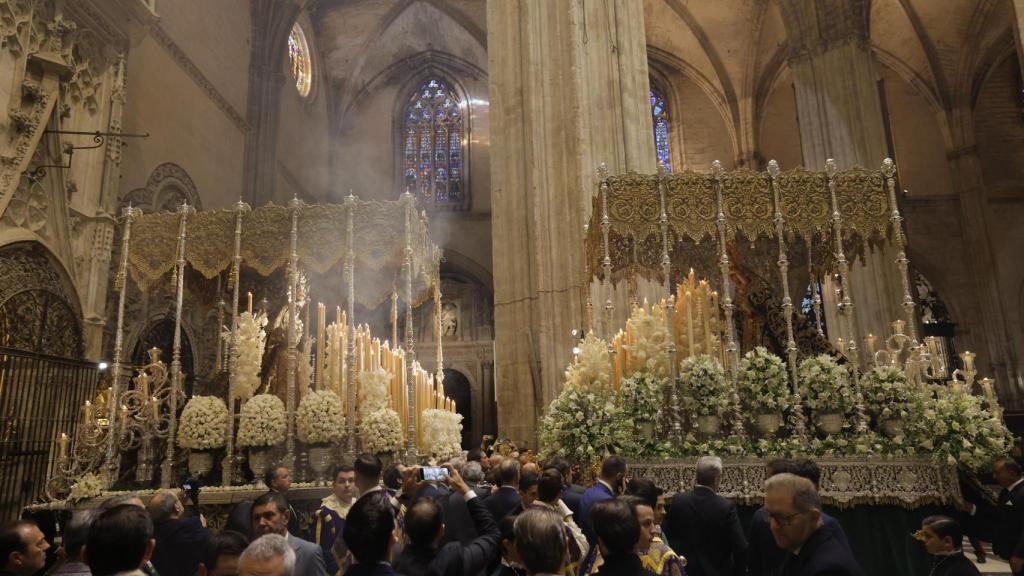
[1,2,1024,565]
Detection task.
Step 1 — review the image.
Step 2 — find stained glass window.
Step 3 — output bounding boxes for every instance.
[402,77,464,206]
[650,86,671,172]
[288,24,312,97]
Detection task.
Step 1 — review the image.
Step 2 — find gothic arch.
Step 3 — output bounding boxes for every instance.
[0,241,83,357]
[122,163,202,213]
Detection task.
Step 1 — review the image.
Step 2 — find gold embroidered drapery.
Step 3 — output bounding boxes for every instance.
[124,198,441,308]
[586,165,893,283]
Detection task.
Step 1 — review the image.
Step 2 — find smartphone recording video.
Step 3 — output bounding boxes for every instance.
[420,466,449,481]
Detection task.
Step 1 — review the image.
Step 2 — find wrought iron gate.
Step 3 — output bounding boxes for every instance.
[0,346,99,520]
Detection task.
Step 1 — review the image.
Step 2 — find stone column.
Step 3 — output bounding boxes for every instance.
[1014,0,1024,81]
[487,0,654,446]
[780,0,903,347]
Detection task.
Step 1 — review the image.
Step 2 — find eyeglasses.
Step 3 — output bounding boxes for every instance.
[767,510,805,526]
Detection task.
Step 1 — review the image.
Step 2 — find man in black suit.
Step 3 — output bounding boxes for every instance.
[343,492,404,576]
[763,473,862,576]
[579,456,628,546]
[662,455,746,576]
[147,489,211,576]
[916,516,981,576]
[486,458,523,522]
[393,464,500,576]
[965,457,1024,574]
[748,459,852,576]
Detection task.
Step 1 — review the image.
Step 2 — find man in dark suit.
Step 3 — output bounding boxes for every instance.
[662,455,746,576]
[579,455,628,545]
[966,457,1024,574]
[343,492,402,576]
[917,516,981,576]
[589,499,654,576]
[266,466,304,539]
[748,459,851,576]
[394,464,500,576]
[763,473,862,576]
[252,492,326,576]
[147,490,211,576]
[485,458,523,522]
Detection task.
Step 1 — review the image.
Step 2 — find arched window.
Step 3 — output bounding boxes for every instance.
[402,77,465,206]
[288,24,312,97]
[650,85,671,172]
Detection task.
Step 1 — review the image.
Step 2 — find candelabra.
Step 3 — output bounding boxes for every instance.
[118,348,182,484]
[46,393,111,499]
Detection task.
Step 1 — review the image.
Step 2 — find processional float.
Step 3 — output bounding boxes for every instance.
[47,192,458,498]
[544,158,1010,503]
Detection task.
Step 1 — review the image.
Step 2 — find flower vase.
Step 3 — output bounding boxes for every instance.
[815,413,844,435]
[188,450,214,477]
[249,446,275,480]
[308,445,333,482]
[879,417,904,438]
[753,413,782,436]
[696,415,721,436]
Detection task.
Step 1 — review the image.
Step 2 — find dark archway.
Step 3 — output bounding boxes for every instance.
[130,319,196,398]
[442,368,472,449]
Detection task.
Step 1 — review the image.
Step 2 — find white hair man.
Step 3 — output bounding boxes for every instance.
[663,455,747,575]
[239,534,296,576]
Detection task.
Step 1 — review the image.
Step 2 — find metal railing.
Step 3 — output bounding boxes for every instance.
[0,347,100,520]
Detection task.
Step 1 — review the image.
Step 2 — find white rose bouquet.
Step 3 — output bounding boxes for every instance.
[860,365,913,420]
[228,311,267,401]
[737,347,791,413]
[178,396,229,450]
[678,354,731,417]
[297,389,345,445]
[624,303,670,379]
[564,333,612,390]
[360,407,403,454]
[797,354,854,414]
[539,385,626,463]
[420,409,463,460]
[921,387,1013,471]
[236,393,286,448]
[68,472,103,502]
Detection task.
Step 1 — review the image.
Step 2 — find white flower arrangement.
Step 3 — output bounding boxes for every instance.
[797,354,854,414]
[228,311,267,401]
[624,303,670,379]
[360,407,403,454]
[919,388,1013,471]
[359,368,392,413]
[236,393,286,448]
[737,347,791,414]
[539,385,626,463]
[178,396,229,450]
[297,389,345,445]
[617,373,671,458]
[860,365,913,420]
[564,333,612,390]
[678,354,732,417]
[69,472,103,502]
[420,408,463,460]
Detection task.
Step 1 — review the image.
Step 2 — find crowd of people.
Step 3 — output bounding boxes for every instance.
[4,451,1021,576]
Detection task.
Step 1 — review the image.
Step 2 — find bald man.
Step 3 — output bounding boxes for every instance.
[147,489,211,576]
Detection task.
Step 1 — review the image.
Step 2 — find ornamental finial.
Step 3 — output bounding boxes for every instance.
[881,158,896,178]
[767,159,780,178]
[825,158,837,176]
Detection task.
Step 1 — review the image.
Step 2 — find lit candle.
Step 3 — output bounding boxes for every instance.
[247,292,253,314]
[925,336,939,357]
[961,351,976,373]
[685,290,695,357]
[121,404,128,429]
[58,433,68,460]
[82,401,92,424]
[151,397,160,419]
[865,334,876,356]
[837,338,846,355]
[980,378,995,402]
[892,319,905,336]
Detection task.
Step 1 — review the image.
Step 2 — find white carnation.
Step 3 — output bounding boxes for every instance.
[178,396,229,450]
[419,409,463,460]
[236,394,286,447]
[360,407,403,454]
[297,389,345,445]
